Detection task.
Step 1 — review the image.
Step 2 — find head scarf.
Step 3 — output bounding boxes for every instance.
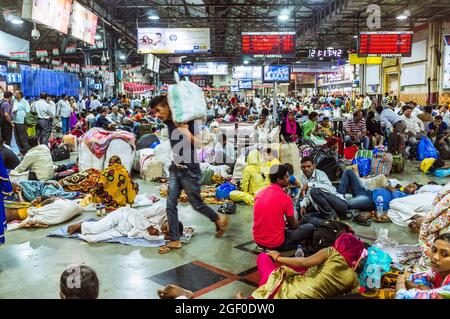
[285,111,297,139]
[108,155,122,166]
[246,149,262,166]
[333,233,365,267]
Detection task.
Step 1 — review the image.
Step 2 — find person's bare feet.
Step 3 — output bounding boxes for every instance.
[67,222,83,234]
[235,291,245,299]
[157,285,194,299]
[215,213,229,237]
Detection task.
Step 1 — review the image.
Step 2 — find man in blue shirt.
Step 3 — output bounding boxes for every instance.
[428,115,449,144]
[12,90,30,154]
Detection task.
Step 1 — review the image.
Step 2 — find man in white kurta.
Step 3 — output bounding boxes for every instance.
[387,184,444,227]
[68,205,168,243]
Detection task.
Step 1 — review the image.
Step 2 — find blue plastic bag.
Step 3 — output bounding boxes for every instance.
[359,246,392,289]
[371,188,392,211]
[150,141,160,149]
[216,182,237,199]
[417,137,438,161]
[354,157,371,177]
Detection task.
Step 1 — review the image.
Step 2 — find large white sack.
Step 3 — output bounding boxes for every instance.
[140,156,164,181]
[167,73,207,123]
[105,139,135,173]
[134,149,155,172]
[79,141,105,171]
[153,139,173,176]
[9,199,84,230]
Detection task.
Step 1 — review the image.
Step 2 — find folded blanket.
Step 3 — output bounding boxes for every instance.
[47,219,195,247]
[81,128,136,159]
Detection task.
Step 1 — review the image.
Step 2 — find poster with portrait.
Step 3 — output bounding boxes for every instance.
[137,28,210,54]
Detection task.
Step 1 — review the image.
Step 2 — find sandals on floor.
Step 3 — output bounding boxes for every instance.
[342,211,355,221]
[353,213,372,227]
[158,242,182,254]
[369,211,392,223]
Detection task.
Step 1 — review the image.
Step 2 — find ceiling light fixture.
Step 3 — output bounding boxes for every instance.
[243,60,249,65]
[186,61,192,64]
[119,55,126,60]
[327,47,334,50]
[278,14,289,21]
[95,34,102,40]
[148,15,160,20]
[396,14,408,20]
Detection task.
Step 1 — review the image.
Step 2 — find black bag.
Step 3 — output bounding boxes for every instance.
[51,145,70,162]
[311,220,354,252]
[436,142,450,160]
[316,157,340,181]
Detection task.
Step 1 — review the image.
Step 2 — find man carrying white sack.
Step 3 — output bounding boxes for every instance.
[387,183,445,230]
[67,205,183,243]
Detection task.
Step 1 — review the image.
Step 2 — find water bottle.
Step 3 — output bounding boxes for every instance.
[96,204,101,217]
[376,195,384,218]
[295,245,304,258]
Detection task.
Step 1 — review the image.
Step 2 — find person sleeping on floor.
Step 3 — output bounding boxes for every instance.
[66,204,183,243]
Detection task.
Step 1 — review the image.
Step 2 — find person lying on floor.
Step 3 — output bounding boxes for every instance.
[396,233,450,299]
[238,233,364,299]
[67,204,183,243]
[337,168,420,213]
[388,183,447,231]
[157,285,194,299]
[253,164,314,251]
[60,265,99,299]
[298,156,349,227]
[8,180,79,203]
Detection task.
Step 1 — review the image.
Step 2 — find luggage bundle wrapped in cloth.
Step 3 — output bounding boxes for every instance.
[167,72,207,124]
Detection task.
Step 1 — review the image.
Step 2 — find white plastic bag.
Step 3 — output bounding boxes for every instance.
[167,72,207,123]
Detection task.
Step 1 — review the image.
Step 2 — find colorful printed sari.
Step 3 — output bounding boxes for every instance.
[91,156,139,208]
[81,127,136,159]
[59,168,101,193]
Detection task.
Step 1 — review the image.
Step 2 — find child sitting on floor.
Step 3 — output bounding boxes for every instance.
[344,140,359,160]
[284,163,300,198]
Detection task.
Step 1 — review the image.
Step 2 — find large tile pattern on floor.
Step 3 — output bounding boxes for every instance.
[0,159,447,298]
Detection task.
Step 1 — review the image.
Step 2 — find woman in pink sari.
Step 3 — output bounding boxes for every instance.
[280,111,301,143]
[241,233,364,299]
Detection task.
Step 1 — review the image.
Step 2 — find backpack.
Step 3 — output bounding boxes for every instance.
[311,220,354,252]
[316,157,339,181]
[51,145,71,162]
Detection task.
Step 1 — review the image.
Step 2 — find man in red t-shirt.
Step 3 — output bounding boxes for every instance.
[253,164,314,251]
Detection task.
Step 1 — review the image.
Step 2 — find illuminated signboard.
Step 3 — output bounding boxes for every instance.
[309,49,344,59]
[178,62,228,76]
[242,32,295,56]
[5,73,22,84]
[230,85,239,92]
[70,1,98,45]
[232,65,262,80]
[358,31,413,57]
[238,80,253,90]
[263,65,291,82]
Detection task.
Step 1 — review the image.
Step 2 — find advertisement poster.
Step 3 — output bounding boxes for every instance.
[23,0,72,34]
[443,35,450,90]
[137,28,210,54]
[71,1,98,45]
[263,65,290,82]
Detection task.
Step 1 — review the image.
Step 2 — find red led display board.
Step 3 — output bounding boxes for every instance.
[242,32,295,56]
[358,31,413,57]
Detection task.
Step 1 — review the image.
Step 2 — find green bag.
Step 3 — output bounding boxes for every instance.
[24,104,38,127]
[391,154,405,173]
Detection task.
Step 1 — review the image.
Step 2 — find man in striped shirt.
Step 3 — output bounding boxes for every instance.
[345,110,369,150]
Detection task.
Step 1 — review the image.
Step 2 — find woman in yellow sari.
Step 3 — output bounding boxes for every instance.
[246,233,364,299]
[230,150,269,205]
[91,156,139,209]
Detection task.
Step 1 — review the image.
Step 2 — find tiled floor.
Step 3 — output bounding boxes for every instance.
[0,159,447,299]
